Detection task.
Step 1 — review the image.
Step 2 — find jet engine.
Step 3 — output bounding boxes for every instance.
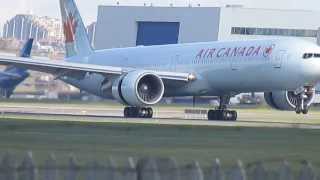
[264,87,315,112]
[112,70,165,107]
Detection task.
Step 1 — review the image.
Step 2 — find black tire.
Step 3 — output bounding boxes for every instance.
[216,110,223,120]
[124,108,130,117]
[138,108,146,118]
[302,109,309,114]
[125,107,154,118]
[296,109,302,114]
[222,111,229,121]
[208,110,237,121]
[138,108,154,118]
[147,108,153,118]
[231,111,238,121]
[124,107,139,118]
[208,110,216,120]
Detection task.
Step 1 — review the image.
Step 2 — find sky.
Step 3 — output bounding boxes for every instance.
[1,0,320,35]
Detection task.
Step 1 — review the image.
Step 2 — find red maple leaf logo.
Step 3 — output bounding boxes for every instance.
[263,44,275,57]
[63,13,77,43]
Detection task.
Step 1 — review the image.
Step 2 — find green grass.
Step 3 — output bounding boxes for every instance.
[0,117,319,172]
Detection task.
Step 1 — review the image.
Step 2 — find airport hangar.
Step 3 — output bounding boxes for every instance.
[93,5,320,50]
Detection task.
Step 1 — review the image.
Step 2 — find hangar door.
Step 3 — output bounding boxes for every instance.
[136,22,180,46]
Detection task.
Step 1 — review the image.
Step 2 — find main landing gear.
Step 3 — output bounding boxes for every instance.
[123,96,238,121]
[294,87,313,115]
[208,96,238,121]
[124,107,153,118]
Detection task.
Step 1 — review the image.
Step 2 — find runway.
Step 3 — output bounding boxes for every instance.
[0,104,320,129]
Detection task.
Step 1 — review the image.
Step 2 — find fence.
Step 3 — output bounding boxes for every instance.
[0,152,318,180]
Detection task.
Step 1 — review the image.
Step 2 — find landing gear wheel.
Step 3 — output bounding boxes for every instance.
[124,108,129,117]
[147,108,153,118]
[295,109,302,114]
[139,108,148,118]
[208,110,217,120]
[302,108,309,115]
[296,107,309,115]
[124,107,153,118]
[208,110,237,121]
[208,95,237,121]
[223,111,232,121]
[231,111,238,121]
[124,107,138,117]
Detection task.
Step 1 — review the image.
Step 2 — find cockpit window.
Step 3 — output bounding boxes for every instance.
[302,53,320,59]
[314,53,320,58]
[303,53,313,59]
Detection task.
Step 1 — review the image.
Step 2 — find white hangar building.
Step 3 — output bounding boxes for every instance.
[93,5,320,50]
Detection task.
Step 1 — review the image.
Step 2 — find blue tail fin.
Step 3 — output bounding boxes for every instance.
[20,38,33,57]
[60,0,93,58]
[5,39,33,74]
[0,39,32,97]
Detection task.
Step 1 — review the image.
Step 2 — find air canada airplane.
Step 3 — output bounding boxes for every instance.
[0,39,33,98]
[0,0,320,121]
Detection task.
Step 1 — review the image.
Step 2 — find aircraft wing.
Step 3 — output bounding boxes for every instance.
[0,55,192,82]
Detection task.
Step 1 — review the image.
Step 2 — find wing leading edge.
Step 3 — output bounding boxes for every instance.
[0,55,193,82]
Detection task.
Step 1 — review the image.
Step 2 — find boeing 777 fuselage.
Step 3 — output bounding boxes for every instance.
[65,38,320,97]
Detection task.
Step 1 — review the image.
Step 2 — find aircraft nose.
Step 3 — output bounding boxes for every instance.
[302,56,320,82]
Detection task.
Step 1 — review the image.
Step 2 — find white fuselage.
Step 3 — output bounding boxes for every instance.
[63,38,320,98]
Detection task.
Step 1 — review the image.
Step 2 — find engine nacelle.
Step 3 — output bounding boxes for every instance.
[100,77,113,95]
[112,70,165,107]
[264,88,315,111]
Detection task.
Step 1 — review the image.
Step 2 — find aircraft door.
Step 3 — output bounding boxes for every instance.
[231,56,241,70]
[272,50,287,68]
[171,55,179,71]
[230,52,244,71]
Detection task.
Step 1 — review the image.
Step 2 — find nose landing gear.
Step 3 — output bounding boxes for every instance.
[207,96,238,121]
[295,94,309,115]
[294,87,314,115]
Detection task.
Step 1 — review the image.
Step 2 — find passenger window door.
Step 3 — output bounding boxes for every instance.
[231,56,240,70]
[272,50,287,68]
[171,55,179,71]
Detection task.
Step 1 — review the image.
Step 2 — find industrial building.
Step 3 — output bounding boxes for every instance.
[94,5,320,49]
[2,14,63,42]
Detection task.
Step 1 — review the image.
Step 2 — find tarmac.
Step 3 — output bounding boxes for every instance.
[0,104,320,129]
